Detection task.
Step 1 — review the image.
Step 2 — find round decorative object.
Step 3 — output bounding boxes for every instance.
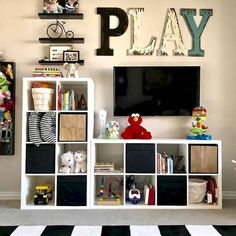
[105,121,120,139]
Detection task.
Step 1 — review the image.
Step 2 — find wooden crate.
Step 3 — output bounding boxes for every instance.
[189,145,218,173]
[58,113,87,141]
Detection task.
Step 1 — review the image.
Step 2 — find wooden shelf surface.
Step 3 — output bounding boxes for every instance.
[38,13,84,19]
[38,60,84,65]
[39,38,84,44]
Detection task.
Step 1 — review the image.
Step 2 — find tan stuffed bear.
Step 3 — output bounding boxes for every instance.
[74,150,87,173]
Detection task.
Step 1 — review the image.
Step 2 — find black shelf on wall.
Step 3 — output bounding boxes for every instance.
[39,38,84,44]
[38,13,84,19]
[38,60,85,65]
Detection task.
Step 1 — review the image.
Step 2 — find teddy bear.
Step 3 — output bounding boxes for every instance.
[59,151,74,174]
[74,150,87,173]
[121,113,152,139]
[43,0,64,14]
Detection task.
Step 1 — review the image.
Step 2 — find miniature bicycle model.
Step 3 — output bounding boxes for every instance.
[46,19,74,38]
[34,184,53,205]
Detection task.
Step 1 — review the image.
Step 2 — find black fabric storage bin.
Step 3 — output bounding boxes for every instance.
[26,144,55,173]
[126,144,155,173]
[57,176,87,206]
[157,176,187,206]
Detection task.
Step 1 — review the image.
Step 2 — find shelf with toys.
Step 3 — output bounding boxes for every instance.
[38,0,84,66]
[21,77,94,209]
[0,62,15,155]
[90,112,222,209]
[91,138,222,209]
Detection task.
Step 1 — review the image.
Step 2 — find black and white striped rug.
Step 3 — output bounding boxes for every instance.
[0,225,236,236]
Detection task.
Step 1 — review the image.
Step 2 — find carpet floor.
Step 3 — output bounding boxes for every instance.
[0,225,236,236]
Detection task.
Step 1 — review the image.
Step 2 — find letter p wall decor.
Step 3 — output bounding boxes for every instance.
[96,7,129,56]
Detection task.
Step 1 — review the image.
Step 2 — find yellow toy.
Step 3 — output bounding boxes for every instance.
[34,184,53,205]
[4,64,13,80]
[187,106,212,140]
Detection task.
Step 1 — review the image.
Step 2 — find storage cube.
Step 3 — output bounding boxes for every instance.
[189,145,218,173]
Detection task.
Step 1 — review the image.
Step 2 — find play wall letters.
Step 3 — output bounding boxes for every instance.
[96,7,213,57]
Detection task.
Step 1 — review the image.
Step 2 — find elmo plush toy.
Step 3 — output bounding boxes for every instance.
[121,113,152,139]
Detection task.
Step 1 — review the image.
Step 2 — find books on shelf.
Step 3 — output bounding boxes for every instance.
[157,152,184,174]
[33,67,62,77]
[94,161,115,172]
[58,84,79,111]
[144,184,155,205]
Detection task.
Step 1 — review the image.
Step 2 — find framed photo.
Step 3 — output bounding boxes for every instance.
[63,51,80,62]
[58,113,87,142]
[49,45,72,61]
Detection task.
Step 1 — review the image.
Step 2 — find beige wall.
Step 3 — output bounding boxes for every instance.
[0,0,235,193]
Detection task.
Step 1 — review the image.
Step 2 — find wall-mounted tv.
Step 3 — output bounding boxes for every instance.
[113,66,200,116]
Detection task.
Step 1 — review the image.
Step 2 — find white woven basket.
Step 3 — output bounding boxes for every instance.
[32,88,54,111]
[189,178,207,203]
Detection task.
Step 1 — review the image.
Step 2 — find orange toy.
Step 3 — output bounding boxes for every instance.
[121,113,152,139]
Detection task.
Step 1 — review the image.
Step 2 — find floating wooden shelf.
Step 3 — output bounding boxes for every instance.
[38,13,84,19]
[39,38,84,44]
[38,60,85,65]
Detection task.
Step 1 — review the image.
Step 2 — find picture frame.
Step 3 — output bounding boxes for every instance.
[63,50,80,62]
[49,45,72,61]
[58,113,87,142]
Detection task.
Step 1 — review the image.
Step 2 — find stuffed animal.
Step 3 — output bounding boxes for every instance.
[74,150,87,173]
[59,151,74,174]
[65,0,80,13]
[121,113,152,139]
[4,64,13,80]
[43,0,64,13]
[63,62,79,78]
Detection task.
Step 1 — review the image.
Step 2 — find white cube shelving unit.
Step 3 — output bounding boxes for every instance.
[21,77,94,209]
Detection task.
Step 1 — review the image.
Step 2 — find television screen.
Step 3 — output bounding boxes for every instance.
[113,66,200,116]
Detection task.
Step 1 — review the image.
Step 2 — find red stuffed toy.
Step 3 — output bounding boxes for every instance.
[121,113,152,139]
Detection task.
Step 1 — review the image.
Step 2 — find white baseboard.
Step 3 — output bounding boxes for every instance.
[0,191,20,200]
[222,191,236,199]
[0,191,235,201]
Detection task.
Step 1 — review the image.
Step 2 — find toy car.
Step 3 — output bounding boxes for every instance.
[34,184,53,205]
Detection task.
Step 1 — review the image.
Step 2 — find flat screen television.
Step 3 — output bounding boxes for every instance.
[113,66,200,116]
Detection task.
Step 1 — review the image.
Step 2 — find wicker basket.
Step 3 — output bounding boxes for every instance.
[189,178,207,203]
[32,88,54,111]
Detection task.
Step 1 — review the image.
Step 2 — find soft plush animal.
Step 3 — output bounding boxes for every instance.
[65,0,80,13]
[59,151,74,174]
[63,63,79,78]
[4,64,13,80]
[121,113,152,139]
[74,150,87,173]
[43,0,64,13]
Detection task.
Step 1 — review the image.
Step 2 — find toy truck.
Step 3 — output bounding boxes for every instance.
[34,184,53,205]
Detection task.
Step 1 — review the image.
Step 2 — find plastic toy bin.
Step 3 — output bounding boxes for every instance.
[189,178,207,203]
[32,88,54,111]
